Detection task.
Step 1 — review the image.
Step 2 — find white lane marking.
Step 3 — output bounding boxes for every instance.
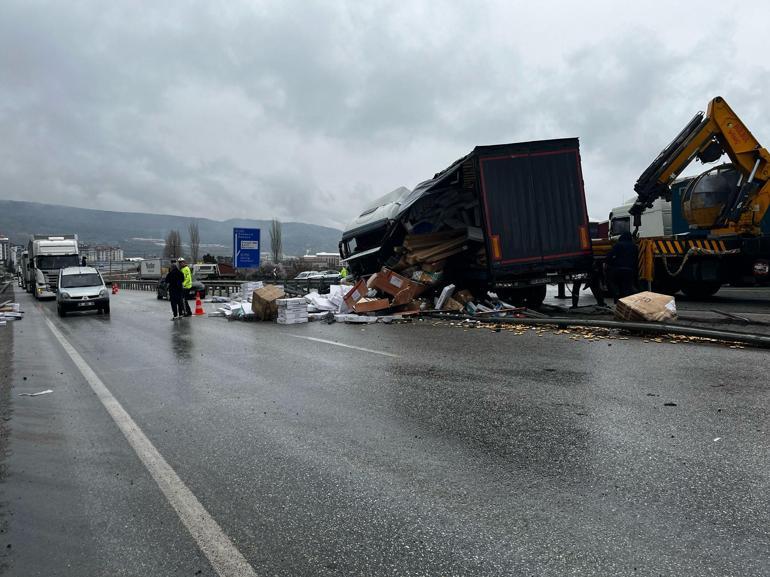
[289,335,399,358]
[42,316,258,577]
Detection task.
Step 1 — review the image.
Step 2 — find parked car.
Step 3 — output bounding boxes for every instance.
[309,270,342,281]
[157,279,207,300]
[57,266,110,317]
[294,271,316,280]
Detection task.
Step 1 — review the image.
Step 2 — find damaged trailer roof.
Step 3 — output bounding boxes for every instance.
[347,138,583,238]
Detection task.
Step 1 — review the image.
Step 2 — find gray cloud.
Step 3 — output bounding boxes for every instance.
[1,0,769,229]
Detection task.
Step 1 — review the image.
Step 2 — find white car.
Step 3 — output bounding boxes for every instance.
[294,271,316,280]
[309,270,342,281]
[57,266,110,317]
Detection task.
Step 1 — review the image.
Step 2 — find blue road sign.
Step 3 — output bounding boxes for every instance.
[233,228,261,268]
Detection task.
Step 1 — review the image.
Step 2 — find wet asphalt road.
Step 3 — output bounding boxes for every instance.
[2,289,769,576]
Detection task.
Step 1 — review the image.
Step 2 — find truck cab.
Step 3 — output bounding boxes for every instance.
[28,235,80,299]
[610,197,672,238]
[192,263,218,279]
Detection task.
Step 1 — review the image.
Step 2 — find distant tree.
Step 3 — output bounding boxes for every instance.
[270,218,282,264]
[163,229,183,259]
[202,253,217,264]
[188,221,200,263]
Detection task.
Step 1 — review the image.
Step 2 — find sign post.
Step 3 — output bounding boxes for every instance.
[232,228,261,269]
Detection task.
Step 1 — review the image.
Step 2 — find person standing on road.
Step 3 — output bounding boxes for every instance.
[340,266,348,279]
[570,260,606,308]
[165,261,185,320]
[178,257,193,316]
[606,232,639,301]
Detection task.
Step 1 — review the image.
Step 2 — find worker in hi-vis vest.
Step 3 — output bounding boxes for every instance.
[178,257,193,316]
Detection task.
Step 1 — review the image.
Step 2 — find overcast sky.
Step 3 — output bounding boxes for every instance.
[1,0,768,229]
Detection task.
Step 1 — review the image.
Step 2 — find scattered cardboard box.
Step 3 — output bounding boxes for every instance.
[251,285,286,320]
[615,291,677,322]
[368,268,427,306]
[442,297,465,312]
[353,297,391,313]
[343,279,368,310]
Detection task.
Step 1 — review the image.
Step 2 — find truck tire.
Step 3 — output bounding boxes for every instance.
[57,305,66,317]
[681,281,721,298]
[104,303,110,315]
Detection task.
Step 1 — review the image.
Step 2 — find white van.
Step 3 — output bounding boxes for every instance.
[56,266,110,317]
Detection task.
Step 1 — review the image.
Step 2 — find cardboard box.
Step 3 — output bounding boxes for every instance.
[453,289,474,304]
[442,297,465,312]
[614,291,677,322]
[276,297,308,309]
[343,279,368,310]
[368,268,427,306]
[251,285,286,320]
[353,297,391,313]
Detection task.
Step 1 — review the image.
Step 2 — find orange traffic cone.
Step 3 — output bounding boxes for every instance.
[194,291,204,316]
[111,282,119,294]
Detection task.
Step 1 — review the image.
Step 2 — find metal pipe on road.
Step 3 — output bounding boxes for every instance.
[427,312,770,348]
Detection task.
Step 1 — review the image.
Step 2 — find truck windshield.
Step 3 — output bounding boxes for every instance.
[60,273,102,288]
[37,255,80,270]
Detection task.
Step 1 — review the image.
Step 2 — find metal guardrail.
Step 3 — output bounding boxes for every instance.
[113,278,341,296]
[115,280,160,291]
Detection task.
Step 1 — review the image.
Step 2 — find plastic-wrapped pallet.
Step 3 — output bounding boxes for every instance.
[276,297,309,325]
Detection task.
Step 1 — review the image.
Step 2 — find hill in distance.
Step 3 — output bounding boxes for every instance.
[0,199,343,258]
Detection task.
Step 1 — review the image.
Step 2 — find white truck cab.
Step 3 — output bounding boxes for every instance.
[609,197,672,238]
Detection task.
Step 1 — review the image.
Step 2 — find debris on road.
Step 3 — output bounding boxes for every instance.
[251,285,285,321]
[19,389,53,397]
[277,298,309,325]
[0,300,24,326]
[614,291,677,322]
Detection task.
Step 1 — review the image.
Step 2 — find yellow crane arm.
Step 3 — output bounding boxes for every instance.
[630,96,770,234]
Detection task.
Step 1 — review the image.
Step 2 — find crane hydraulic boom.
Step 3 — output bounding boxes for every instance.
[630,96,770,236]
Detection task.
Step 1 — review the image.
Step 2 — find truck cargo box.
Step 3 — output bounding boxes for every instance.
[474,138,592,281]
[340,138,592,289]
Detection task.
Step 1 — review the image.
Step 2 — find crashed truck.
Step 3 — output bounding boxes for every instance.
[339,138,594,308]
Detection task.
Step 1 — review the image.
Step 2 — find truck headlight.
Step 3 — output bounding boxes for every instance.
[99,289,108,297]
[60,292,71,299]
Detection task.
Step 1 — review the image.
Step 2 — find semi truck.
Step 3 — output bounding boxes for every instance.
[26,235,80,299]
[339,138,593,307]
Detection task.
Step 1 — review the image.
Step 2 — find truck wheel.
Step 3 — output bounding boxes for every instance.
[57,305,66,317]
[681,281,721,299]
[104,304,110,315]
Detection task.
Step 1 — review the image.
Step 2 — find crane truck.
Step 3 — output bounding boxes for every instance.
[597,96,770,297]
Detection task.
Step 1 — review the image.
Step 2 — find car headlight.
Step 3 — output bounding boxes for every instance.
[99,289,108,297]
[60,292,71,299]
